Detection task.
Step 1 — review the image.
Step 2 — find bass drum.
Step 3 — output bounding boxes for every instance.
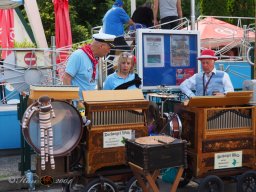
[22,100,83,156]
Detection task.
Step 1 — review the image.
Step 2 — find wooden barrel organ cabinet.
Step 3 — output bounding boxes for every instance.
[175,92,256,192]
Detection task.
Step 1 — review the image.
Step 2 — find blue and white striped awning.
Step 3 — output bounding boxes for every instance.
[0,0,23,9]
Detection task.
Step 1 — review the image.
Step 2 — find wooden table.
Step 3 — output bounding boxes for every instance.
[129,162,184,192]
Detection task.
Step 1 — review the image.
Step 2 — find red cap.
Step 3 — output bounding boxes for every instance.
[197,49,218,61]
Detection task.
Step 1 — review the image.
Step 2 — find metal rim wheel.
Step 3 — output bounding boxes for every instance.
[83,178,118,192]
[237,171,256,192]
[63,176,86,192]
[178,167,193,188]
[125,176,143,192]
[197,175,224,192]
[125,176,159,192]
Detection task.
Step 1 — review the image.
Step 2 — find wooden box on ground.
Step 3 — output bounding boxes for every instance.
[176,91,256,178]
[82,90,149,175]
[126,135,187,171]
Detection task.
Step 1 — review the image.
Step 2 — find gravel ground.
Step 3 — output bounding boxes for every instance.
[0,155,21,180]
[0,155,237,192]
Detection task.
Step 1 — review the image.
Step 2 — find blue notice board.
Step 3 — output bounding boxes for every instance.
[136,29,200,90]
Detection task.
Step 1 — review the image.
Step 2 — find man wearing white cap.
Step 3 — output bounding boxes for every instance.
[180,49,234,97]
[62,33,115,125]
[63,33,116,99]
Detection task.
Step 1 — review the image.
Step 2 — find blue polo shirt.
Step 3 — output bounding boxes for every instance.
[102,5,130,36]
[103,72,137,90]
[65,49,98,99]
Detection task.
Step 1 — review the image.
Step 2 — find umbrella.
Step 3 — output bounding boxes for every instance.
[183,17,255,49]
[53,0,72,49]
[0,9,14,59]
[0,0,23,9]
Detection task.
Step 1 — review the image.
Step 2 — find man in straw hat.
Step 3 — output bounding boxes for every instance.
[180,49,234,97]
[63,32,116,125]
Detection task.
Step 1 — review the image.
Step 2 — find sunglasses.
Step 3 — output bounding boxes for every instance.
[122,53,133,58]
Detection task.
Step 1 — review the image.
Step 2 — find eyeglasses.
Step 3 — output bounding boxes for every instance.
[122,53,133,58]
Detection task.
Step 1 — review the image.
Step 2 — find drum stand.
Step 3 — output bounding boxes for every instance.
[147,93,178,117]
[128,162,184,192]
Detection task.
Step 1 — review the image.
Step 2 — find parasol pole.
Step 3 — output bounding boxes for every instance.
[191,0,196,30]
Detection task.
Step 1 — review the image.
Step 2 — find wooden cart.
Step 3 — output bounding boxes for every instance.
[26,88,150,192]
[175,91,256,192]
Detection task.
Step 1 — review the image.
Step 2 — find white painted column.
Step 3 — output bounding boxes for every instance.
[14,11,32,43]
[130,0,136,16]
[24,0,48,48]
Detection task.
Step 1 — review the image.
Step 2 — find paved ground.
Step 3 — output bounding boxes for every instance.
[0,155,237,192]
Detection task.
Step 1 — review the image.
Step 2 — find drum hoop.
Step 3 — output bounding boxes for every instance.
[169,113,182,138]
[22,100,83,156]
[176,114,182,137]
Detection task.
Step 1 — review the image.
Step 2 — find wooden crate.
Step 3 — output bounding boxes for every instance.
[126,136,187,171]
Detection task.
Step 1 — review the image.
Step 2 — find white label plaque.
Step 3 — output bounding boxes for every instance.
[103,130,133,148]
[214,151,242,169]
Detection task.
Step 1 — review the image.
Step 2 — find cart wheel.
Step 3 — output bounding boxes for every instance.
[197,175,224,192]
[66,176,86,192]
[237,170,256,192]
[125,176,143,192]
[125,176,159,192]
[178,167,193,188]
[83,178,118,192]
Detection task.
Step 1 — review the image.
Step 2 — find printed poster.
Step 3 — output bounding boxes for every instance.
[143,35,164,68]
[176,68,195,85]
[170,35,190,67]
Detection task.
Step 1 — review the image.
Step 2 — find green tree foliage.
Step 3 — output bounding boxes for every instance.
[200,0,255,24]
[69,0,113,31]
[182,0,201,19]
[14,39,36,48]
[228,0,255,25]
[200,0,229,16]
[24,0,254,46]
[36,1,54,45]
[36,1,90,45]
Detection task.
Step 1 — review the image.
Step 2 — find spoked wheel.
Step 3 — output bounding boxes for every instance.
[63,176,86,192]
[178,167,193,188]
[125,176,159,192]
[237,171,256,192]
[197,175,224,192]
[83,178,118,192]
[125,176,143,192]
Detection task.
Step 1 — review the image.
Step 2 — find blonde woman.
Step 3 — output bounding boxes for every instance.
[103,52,141,90]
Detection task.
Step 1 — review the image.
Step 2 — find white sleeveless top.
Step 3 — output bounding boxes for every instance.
[159,0,178,19]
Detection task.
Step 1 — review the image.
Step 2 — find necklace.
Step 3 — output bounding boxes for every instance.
[203,73,214,96]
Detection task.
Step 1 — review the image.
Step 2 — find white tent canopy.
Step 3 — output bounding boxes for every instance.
[0,0,23,9]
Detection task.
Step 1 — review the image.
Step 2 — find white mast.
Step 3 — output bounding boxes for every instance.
[24,0,48,48]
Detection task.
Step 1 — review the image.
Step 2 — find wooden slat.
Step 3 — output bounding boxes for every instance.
[187,91,253,107]
[82,89,145,102]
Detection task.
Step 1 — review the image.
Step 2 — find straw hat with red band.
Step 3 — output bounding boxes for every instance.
[197,49,218,61]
